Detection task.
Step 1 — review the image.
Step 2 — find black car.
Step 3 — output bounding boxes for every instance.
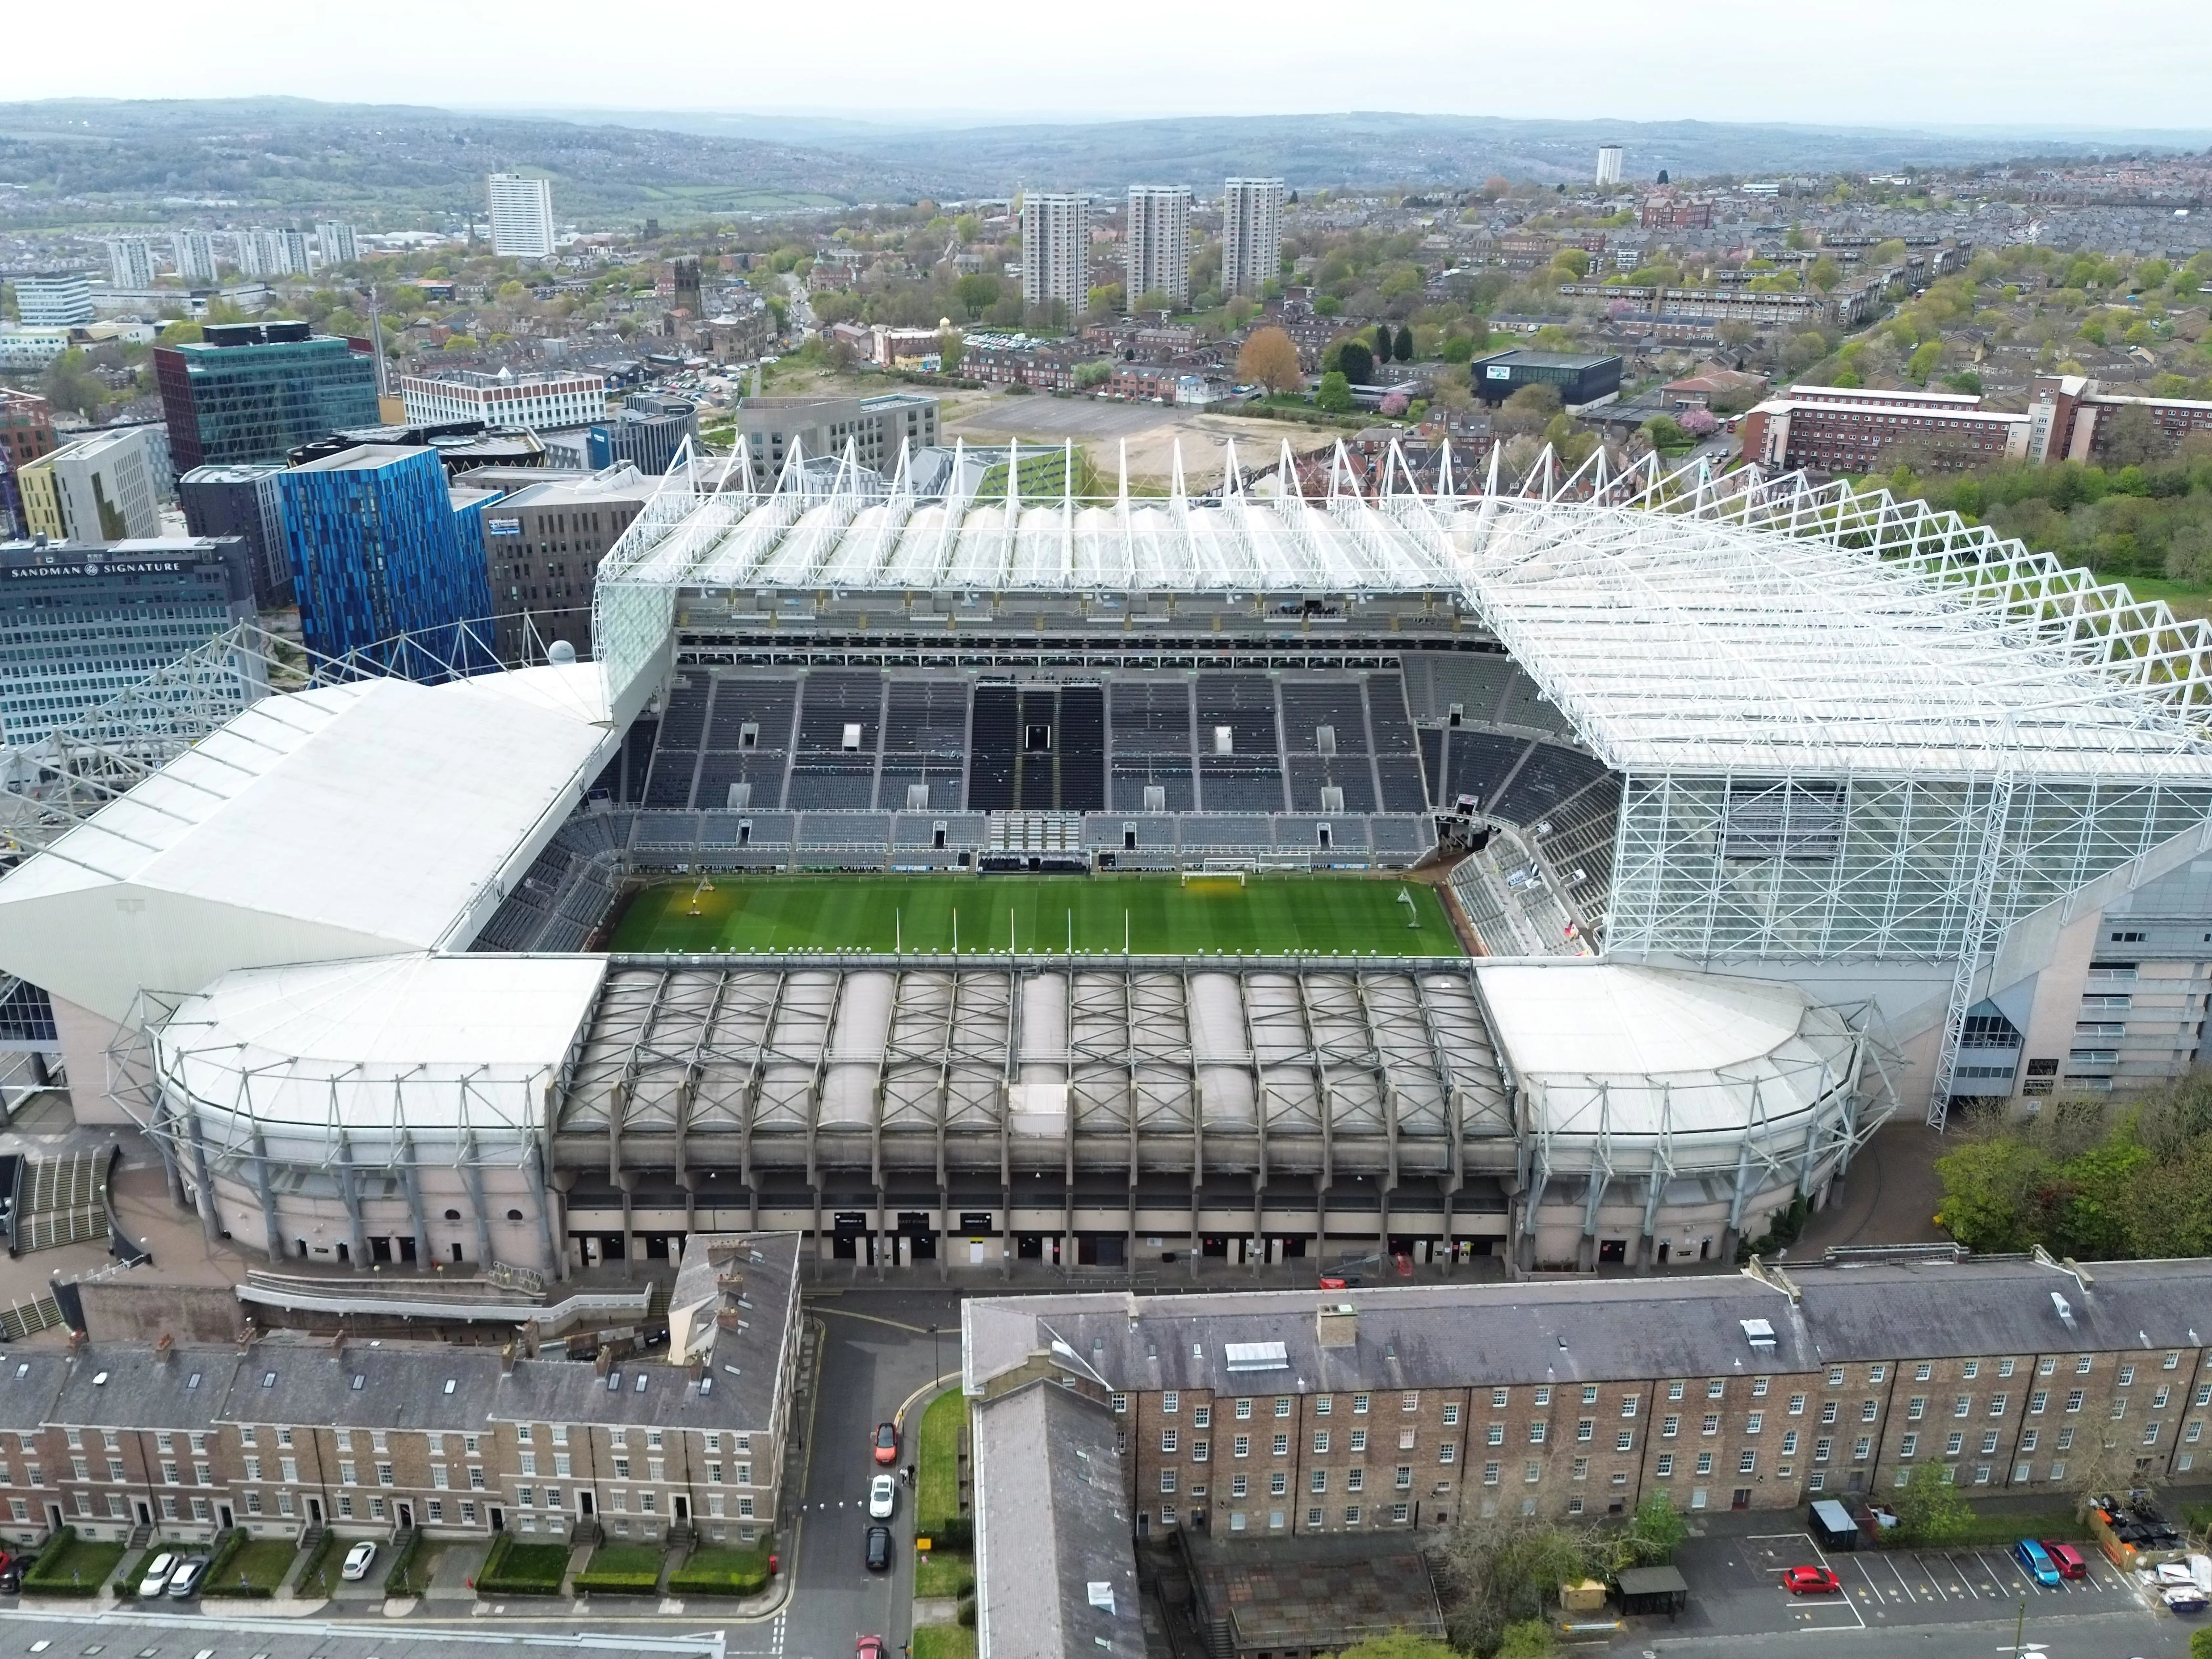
[864,1524,891,1572]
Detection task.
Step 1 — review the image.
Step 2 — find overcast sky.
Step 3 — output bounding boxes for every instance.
[13,0,2212,134]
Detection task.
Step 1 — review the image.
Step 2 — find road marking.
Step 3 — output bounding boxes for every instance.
[816,1306,933,1335]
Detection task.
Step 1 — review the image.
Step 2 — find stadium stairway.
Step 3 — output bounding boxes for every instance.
[11,1147,113,1254]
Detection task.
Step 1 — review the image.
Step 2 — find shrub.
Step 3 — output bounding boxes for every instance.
[668,1541,774,1598]
[383,1528,429,1597]
[295,1527,340,1598]
[22,1527,126,1597]
[475,1535,570,1596]
[926,1516,975,1552]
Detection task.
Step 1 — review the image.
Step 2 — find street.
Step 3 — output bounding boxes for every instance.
[742,1287,961,1659]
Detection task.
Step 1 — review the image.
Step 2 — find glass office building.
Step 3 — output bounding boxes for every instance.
[279,445,495,665]
[154,321,380,470]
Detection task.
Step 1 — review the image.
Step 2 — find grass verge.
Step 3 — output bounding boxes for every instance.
[575,1541,664,1594]
[914,1548,975,1599]
[912,1628,977,1659]
[916,1387,967,1534]
[667,1541,773,1597]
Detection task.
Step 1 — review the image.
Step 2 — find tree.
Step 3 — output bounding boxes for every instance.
[955,273,1001,320]
[1236,327,1302,395]
[937,330,964,375]
[1394,324,1415,362]
[1622,1492,1688,1565]
[2102,404,2168,468]
[1373,325,1393,365]
[1933,1135,2058,1253]
[1678,407,1719,438]
[1495,382,1563,436]
[2192,1626,2212,1659]
[1494,1622,1556,1659]
[1225,296,1256,329]
[1315,371,1354,413]
[1432,1516,1593,1656]
[39,349,106,420]
[1334,340,1375,385]
[1131,290,1176,316]
[1892,1462,1972,1547]
[1086,284,1125,319]
[1641,414,1689,451]
[1807,256,1841,292]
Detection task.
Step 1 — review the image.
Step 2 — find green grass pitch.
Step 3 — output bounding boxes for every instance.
[609,873,1463,957]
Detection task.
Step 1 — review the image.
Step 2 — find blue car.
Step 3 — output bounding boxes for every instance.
[2013,1538,2062,1587]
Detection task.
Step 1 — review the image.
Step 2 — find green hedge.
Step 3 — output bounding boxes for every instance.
[295,1527,341,1599]
[475,1535,570,1597]
[383,1529,431,1598]
[22,1527,126,1597]
[574,1542,664,1594]
[667,1540,773,1597]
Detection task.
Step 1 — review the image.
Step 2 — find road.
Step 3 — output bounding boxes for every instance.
[759,1287,961,1659]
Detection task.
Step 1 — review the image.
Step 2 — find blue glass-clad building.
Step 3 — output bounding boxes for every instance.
[154,320,380,471]
[585,391,698,476]
[280,445,496,667]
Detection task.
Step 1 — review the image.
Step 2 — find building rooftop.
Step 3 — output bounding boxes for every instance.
[288,443,435,475]
[962,1255,2212,1399]
[973,1380,1143,1659]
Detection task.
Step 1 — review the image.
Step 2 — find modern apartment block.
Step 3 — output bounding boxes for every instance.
[1741,385,2029,474]
[0,535,259,747]
[16,427,163,545]
[400,369,607,432]
[964,1254,2212,1543]
[1126,185,1193,308]
[231,229,311,280]
[279,445,496,661]
[584,392,698,477]
[0,1234,800,1554]
[1020,193,1090,317]
[2021,373,2212,464]
[315,221,360,266]
[1595,145,1625,186]
[483,464,653,661]
[1221,178,1286,297]
[154,320,381,470]
[178,462,291,608]
[104,237,156,291]
[732,392,940,481]
[488,173,557,258]
[10,271,94,328]
[171,230,220,285]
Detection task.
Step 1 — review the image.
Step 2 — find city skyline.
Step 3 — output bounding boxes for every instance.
[8,0,2212,130]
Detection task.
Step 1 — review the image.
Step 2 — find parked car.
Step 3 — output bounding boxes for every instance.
[2013,1539,2062,1587]
[2041,1541,2087,1579]
[1782,1565,1842,1595]
[864,1524,892,1572]
[855,1638,886,1659]
[342,1541,378,1581]
[166,1556,210,1599]
[872,1422,898,1465]
[137,1551,180,1597]
[869,1473,897,1520]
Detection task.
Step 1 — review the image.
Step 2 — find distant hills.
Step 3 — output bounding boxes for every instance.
[0,97,2205,232]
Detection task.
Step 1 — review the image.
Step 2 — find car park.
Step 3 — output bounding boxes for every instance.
[1782,1565,1842,1595]
[166,1556,209,1599]
[342,1540,378,1581]
[137,1552,180,1597]
[2013,1538,2062,1587]
[872,1421,898,1464]
[869,1473,896,1519]
[2041,1541,2087,1579]
[864,1524,892,1572]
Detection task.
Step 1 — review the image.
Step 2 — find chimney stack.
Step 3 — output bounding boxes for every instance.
[500,1341,516,1376]
[1317,1303,1359,1350]
[154,1334,175,1365]
[594,1343,614,1377]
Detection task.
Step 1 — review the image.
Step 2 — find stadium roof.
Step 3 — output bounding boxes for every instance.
[597,457,2212,781]
[0,662,617,1023]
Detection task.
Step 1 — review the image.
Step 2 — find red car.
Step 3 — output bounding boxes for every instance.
[1783,1565,1842,1595]
[873,1421,898,1464]
[856,1639,886,1659]
[2041,1541,2088,1580]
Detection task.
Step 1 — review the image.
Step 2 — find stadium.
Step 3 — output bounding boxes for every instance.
[6,438,2212,1278]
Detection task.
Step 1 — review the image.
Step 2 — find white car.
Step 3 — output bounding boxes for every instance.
[137,1551,179,1597]
[868,1473,897,1520]
[341,1540,378,1582]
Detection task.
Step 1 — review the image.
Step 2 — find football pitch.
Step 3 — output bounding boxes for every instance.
[609,873,1463,957]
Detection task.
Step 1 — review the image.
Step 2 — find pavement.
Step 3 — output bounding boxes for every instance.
[0,1607,728,1657]
[1794,1119,1951,1258]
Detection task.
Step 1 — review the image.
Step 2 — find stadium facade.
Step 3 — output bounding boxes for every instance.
[5,441,2212,1278]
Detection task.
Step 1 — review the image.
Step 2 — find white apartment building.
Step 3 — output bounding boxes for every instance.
[22,427,163,546]
[1596,145,1624,186]
[316,222,359,266]
[1020,193,1089,318]
[399,368,607,431]
[488,174,556,259]
[1125,186,1192,309]
[105,238,156,291]
[232,229,304,279]
[1220,178,1285,297]
[172,231,220,285]
[11,271,95,328]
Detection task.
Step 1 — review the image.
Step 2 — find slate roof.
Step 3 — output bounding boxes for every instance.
[48,1346,246,1430]
[965,1256,2212,1396]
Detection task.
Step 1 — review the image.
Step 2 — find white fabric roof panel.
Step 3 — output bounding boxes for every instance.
[0,664,617,1023]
